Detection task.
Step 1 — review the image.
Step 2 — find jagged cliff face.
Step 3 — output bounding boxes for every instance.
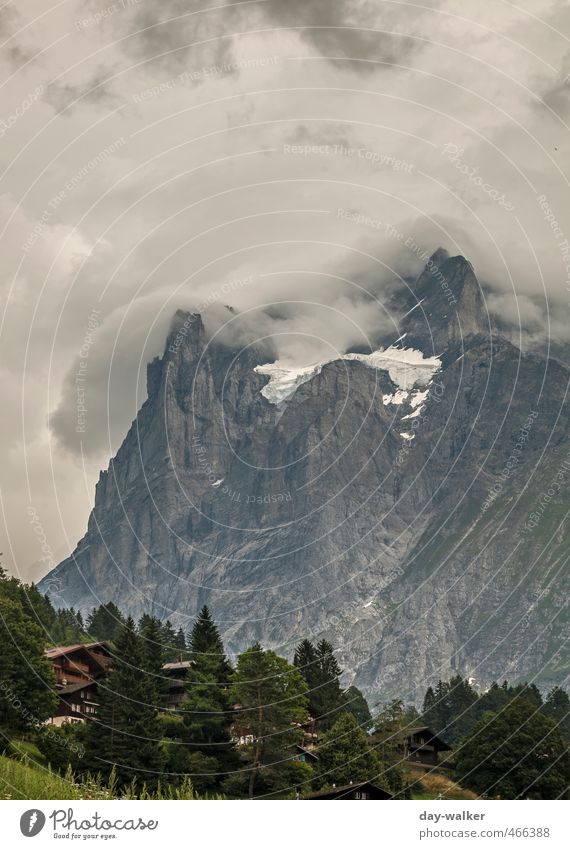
[40,252,570,702]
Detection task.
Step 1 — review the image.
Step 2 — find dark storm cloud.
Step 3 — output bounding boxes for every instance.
[118,0,428,74]
[120,0,243,74]
[260,0,424,71]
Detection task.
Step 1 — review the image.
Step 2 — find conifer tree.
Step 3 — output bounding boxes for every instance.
[294,639,320,715]
[160,620,179,662]
[188,605,231,680]
[175,627,187,651]
[139,616,165,708]
[314,639,344,728]
[294,638,345,729]
[542,687,570,739]
[86,602,124,642]
[83,617,164,788]
[175,607,236,791]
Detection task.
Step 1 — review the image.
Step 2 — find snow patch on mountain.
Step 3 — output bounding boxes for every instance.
[255,346,441,405]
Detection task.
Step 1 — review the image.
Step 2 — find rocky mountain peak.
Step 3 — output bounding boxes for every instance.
[399,250,488,354]
[39,251,570,702]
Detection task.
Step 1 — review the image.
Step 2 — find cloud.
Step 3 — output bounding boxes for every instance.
[258,0,433,70]
[44,66,122,114]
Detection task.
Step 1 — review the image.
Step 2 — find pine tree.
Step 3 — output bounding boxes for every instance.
[175,628,187,651]
[86,602,124,642]
[160,620,179,662]
[340,686,373,729]
[83,617,164,788]
[188,605,231,681]
[541,687,570,739]
[444,675,478,742]
[163,608,235,792]
[230,644,308,798]
[314,639,344,729]
[139,616,165,708]
[293,638,346,730]
[422,685,436,717]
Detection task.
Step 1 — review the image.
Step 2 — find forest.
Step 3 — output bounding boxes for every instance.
[1,565,569,800]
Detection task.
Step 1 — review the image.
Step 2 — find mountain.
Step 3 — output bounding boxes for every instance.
[40,252,570,702]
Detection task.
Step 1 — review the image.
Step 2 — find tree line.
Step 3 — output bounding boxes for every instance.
[1,564,569,799]
[422,675,570,798]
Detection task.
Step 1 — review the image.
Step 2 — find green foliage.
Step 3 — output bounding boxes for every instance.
[0,594,58,731]
[341,685,373,729]
[0,754,208,800]
[315,712,386,790]
[86,602,124,642]
[36,723,86,774]
[541,687,570,739]
[161,607,237,792]
[230,643,308,798]
[422,677,551,745]
[293,638,345,729]
[138,616,165,707]
[371,699,418,798]
[160,620,189,663]
[455,699,570,799]
[421,676,478,743]
[82,617,164,788]
[188,605,231,680]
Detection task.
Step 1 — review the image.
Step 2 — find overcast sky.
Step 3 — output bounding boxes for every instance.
[1,0,569,582]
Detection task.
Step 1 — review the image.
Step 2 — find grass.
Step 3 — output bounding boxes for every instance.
[406,766,478,800]
[5,739,46,766]
[0,755,85,800]
[0,752,217,800]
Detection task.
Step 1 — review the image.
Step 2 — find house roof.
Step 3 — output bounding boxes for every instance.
[302,781,392,800]
[45,642,111,678]
[162,660,193,671]
[295,745,319,762]
[400,726,452,751]
[84,641,113,656]
[58,681,98,696]
[45,641,111,659]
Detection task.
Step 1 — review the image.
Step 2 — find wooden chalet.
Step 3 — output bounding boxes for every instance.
[44,642,112,726]
[161,659,193,709]
[49,681,99,726]
[398,726,452,766]
[45,642,113,687]
[302,781,392,800]
[294,745,319,765]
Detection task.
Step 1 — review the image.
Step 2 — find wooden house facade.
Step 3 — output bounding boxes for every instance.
[44,642,112,726]
[398,726,451,766]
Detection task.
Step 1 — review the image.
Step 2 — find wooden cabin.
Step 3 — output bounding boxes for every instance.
[48,681,99,726]
[294,745,319,765]
[302,781,392,800]
[45,642,112,687]
[161,659,193,709]
[399,726,452,766]
[44,642,112,726]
